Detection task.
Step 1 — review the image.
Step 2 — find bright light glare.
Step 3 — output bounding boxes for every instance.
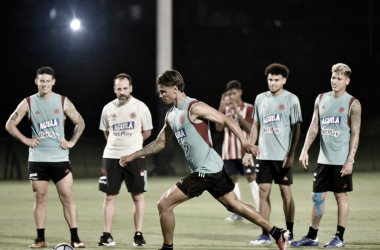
[70,19,81,31]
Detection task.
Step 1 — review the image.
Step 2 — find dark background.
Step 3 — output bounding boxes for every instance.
[1,0,379,178]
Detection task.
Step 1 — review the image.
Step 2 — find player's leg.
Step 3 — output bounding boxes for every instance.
[279,184,295,240]
[104,193,117,233]
[30,180,49,248]
[131,191,146,246]
[244,164,259,210]
[224,160,242,221]
[157,185,190,247]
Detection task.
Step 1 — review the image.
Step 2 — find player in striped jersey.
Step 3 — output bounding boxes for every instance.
[216,80,259,221]
[291,63,361,248]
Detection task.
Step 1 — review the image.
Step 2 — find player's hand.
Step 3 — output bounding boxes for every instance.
[26,137,40,147]
[283,154,294,168]
[341,161,353,176]
[243,144,260,157]
[299,152,309,169]
[60,139,75,150]
[229,101,239,113]
[242,153,253,166]
[120,154,134,167]
[219,93,228,110]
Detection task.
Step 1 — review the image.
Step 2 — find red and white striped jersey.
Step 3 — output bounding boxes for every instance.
[222,102,254,160]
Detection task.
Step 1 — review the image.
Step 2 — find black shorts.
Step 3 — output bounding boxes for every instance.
[313,164,353,193]
[255,160,293,185]
[224,159,255,176]
[99,158,147,194]
[176,167,235,199]
[28,161,72,184]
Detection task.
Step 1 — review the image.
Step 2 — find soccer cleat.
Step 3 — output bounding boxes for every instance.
[98,232,115,246]
[225,213,243,221]
[276,229,289,250]
[133,232,146,246]
[288,234,294,244]
[29,238,47,248]
[290,236,319,247]
[250,234,271,245]
[72,241,85,248]
[323,235,345,248]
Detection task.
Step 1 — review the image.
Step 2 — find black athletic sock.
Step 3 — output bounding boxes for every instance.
[262,228,270,237]
[70,228,79,242]
[286,222,294,236]
[159,243,173,249]
[37,229,45,241]
[306,226,318,240]
[269,226,281,242]
[335,225,345,241]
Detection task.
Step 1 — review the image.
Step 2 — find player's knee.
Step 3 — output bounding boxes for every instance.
[312,192,325,216]
[157,198,167,213]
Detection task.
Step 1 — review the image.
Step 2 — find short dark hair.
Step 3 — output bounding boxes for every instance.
[36,67,55,78]
[157,70,185,92]
[265,63,289,78]
[226,80,241,91]
[114,73,132,85]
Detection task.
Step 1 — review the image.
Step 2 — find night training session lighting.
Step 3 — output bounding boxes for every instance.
[70,19,81,31]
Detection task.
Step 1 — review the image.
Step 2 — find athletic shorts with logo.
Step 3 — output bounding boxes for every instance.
[99,158,147,194]
[255,159,293,185]
[224,159,255,176]
[28,161,72,184]
[313,164,353,193]
[176,167,235,199]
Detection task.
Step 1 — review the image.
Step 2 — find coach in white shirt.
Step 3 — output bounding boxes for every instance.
[97,73,153,247]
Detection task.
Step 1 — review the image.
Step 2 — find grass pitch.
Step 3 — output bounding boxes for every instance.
[0,172,380,250]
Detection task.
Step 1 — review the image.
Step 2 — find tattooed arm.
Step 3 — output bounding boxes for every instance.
[61,98,85,149]
[341,100,361,176]
[299,96,320,169]
[5,100,40,147]
[120,120,173,166]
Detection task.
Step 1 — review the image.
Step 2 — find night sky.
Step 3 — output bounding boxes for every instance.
[2,0,379,147]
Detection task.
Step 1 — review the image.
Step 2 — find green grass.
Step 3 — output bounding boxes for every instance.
[1,173,380,250]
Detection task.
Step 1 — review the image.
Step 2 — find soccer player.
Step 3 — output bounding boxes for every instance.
[97,73,153,247]
[5,67,85,248]
[291,63,361,248]
[216,80,259,221]
[120,70,290,250]
[243,63,302,245]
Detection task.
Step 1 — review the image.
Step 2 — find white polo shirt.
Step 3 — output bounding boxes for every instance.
[99,96,153,159]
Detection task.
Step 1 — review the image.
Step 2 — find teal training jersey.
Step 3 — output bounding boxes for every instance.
[254,90,302,160]
[317,92,357,165]
[166,96,223,173]
[26,93,69,162]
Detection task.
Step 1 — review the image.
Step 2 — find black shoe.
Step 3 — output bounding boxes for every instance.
[158,244,173,250]
[133,232,146,246]
[98,232,115,246]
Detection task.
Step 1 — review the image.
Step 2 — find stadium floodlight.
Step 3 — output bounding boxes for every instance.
[70,19,81,31]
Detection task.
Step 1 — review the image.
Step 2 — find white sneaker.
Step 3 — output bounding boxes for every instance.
[225,213,243,221]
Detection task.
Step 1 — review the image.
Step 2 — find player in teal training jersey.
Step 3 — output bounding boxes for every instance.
[291,63,361,248]
[5,67,86,248]
[243,63,302,245]
[120,70,290,250]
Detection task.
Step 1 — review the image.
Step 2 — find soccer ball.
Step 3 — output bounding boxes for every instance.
[52,243,74,250]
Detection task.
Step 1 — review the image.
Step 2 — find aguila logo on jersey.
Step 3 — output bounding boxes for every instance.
[321,116,341,126]
[263,114,282,124]
[174,128,187,139]
[39,119,59,131]
[279,104,285,111]
[112,121,135,131]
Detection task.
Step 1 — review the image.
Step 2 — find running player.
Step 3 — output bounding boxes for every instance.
[291,63,361,248]
[120,70,290,250]
[216,80,259,221]
[5,67,86,248]
[97,73,153,247]
[243,63,302,245]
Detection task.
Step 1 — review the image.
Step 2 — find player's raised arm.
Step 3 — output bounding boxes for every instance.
[190,102,260,156]
[61,98,85,149]
[299,96,320,169]
[120,120,173,166]
[5,99,40,147]
[341,100,361,176]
